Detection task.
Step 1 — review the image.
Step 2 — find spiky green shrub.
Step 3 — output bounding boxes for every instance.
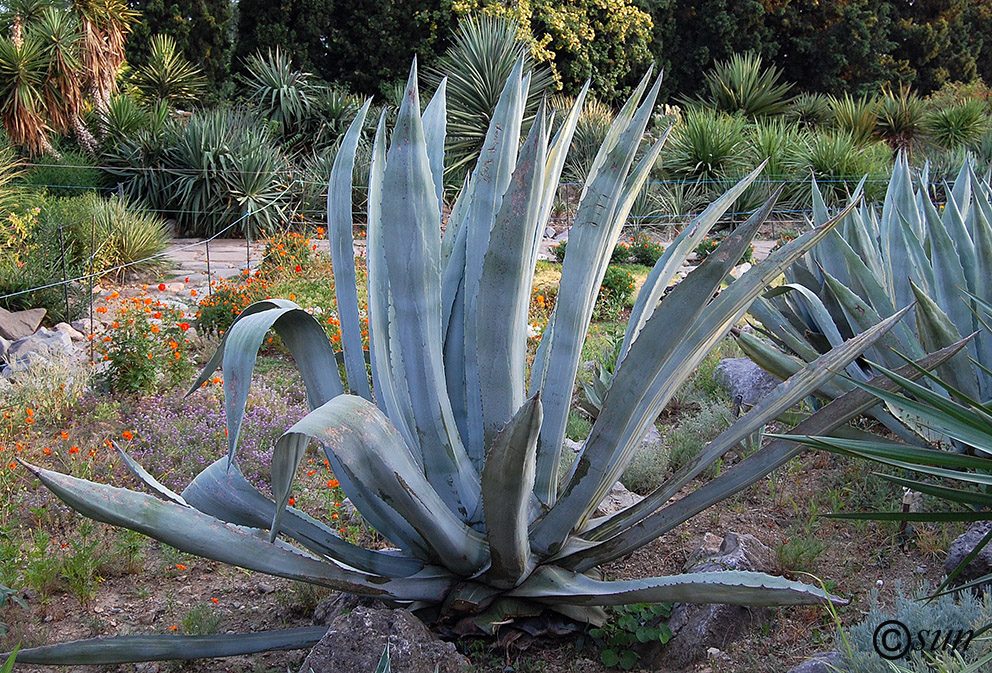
[696,51,794,119]
[13,64,919,666]
[426,14,553,178]
[662,106,748,181]
[742,156,992,442]
[925,99,990,151]
[828,93,880,147]
[799,130,890,204]
[787,92,831,128]
[240,47,314,139]
[104,107,295,238]
[875,85,929,157]
[551,93,616,182]
[131,34,206,108]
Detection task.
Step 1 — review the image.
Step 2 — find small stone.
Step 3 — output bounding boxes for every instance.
[544,226,556,238]
[945,521,992,591]
[713,357,781,406]
[706,647,722,657]
[785,651,845,673]
[54,322,85,341]
[593,481,644,517]
[257,582,276,594]
[137,611,157,625]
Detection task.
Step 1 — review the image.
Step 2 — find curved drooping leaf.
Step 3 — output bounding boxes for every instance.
[273,395,488,575]
[509,566,840,607]
[181,457,424,577]
[22,461,453,600]
[199,303,345,464]
[11,628,328,665]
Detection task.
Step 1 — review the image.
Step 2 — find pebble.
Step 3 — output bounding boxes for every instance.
[257,582,275,594]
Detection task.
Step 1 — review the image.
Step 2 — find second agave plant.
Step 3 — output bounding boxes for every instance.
[13,62,949,665]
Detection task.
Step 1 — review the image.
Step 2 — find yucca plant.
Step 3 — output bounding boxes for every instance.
[787,92,831,129]
[131,33,205,108]
[741,155,992,443]
[828,93,880,147]
[662,106,748,182]
[240,47,315,139]
[11,63,934,666]
[925,100,990,151]
[695,51,794,119]
[799,129,891,204]
[425,14,553,178]
[875,84,929,158]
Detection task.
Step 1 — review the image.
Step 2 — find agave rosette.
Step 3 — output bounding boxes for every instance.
[13,62,949,665]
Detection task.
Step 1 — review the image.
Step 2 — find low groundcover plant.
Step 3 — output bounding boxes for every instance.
[9,61,960,665]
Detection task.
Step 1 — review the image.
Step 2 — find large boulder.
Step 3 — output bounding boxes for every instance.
[645,532,778,671]
[945,521,992,591]
[300,606,469,673]
[4,327,74,370]
[0,307,46,340]
[713,357,781,406]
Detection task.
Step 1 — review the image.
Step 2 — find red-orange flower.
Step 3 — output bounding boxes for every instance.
[178,322,190,331]
[158,283,166,291]
[122,430,133,441]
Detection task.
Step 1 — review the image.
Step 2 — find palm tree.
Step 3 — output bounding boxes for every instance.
[73,0,137,116]
[0,0,135,154]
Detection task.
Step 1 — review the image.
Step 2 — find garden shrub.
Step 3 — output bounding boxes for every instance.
[260,228,318,271]
[843,584,992,673]
[627,231,664,266]
[596,265,636,320]
[0,203,84,323]
[550,239,567,263]
[22,150,106,197]
[610,240,629,264]
[96,293,197,393]
[42,193,170,280]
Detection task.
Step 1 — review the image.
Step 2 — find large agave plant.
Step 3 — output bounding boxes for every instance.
[741,155,992,445]
[12,63,937,665]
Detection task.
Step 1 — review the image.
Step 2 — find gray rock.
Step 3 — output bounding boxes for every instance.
[299,606,469,673]
[786,651,844,673]
[553,229,569,242]
[0,335,9,360]
[6,328,73,367]
[54,322,85,342]
[594,481,644,517]
[945,521,992,590]
[0,307,46,340]
[313,593,385,627]
[713,357,781,406]
[645,532,777,670]
[544,226,556,238]
[564,438,583,454]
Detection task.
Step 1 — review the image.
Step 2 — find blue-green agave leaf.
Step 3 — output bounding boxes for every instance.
[274,395,488,575]
[481,394,542,589]
[181,458,424,577]
[327,98,374,401]
[21,461,453,600]
[10,628,328,665]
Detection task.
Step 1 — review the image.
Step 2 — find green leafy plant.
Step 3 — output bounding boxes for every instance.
[596,265,635,320]
[131,34,206,108]
[96,294,196,393]
[15,62,926,666]
[587,603,672,669]
[610,241,630,265]
[925,99,990,151]
[550,239,567,263]
[240,47,314,139]
[663,106,748,181]
[627,231,663,266]
[695,51,794,119]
